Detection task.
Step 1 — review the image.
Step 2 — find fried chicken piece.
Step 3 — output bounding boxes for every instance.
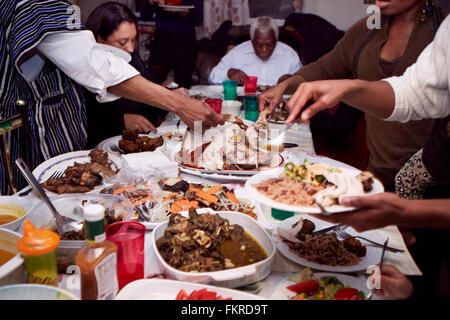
[122,129,139,141]
[343,237,367,257]
[89,162,116,177]
[55,184,92,194]
[119,139,139,154]
[89,149,109,166]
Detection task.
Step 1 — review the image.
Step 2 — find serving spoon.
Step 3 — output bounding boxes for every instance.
[15,158,83,234]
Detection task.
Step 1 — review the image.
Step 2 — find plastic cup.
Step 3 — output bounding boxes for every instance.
[244,76,258,94]
[18,220,59,287]
[271,208,295,220]
[205,98,223,114]
[223,80,238,101]
[244,96,259,122]
[221,100,243,117]
[106,221,145,290]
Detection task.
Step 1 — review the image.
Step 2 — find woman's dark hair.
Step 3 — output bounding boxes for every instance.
[85,1,138,40]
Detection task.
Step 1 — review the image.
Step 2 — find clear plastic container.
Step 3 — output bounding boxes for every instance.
[18,194,134,274]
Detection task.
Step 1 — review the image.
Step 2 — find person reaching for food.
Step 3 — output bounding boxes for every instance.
[84,2,191,147]
[0,0,223,194]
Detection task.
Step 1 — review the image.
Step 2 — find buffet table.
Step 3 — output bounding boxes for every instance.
[11,86,422,300]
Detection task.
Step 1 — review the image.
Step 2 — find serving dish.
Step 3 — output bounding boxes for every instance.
[0,196,36,231]
[151,211,275,288]
[245,154,384,214]
[97,133,166,156]
[273,215,387,273]
[116,279,265,300]
[33,150,121,196]
[0,228,26,286]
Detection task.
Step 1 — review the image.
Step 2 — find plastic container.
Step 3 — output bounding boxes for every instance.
[18,194,135,274]
[106,221,145,290]
[0,228,26,286]
[0,196,36,231]
[223,80,238,100]
[205,98,223,114]
[244,96,259,122]
[244,76,258,94]
[18,220,60,286]
[271,208,295,220]
[0,284,79,300]
[152,211,275,288]
[221,100,243,117]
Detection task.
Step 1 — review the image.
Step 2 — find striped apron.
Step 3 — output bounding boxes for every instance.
[0,0,88,194]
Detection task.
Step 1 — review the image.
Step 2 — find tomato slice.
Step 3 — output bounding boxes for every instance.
[175,289,189,300]
[349,294,363,300]
[286,279,320,294]
[334,288,359,300]
[200,290,219,300]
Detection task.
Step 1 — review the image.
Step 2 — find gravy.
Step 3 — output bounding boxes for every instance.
[0,248,16,267]
[0,214,18,225]
[219,232,267,267]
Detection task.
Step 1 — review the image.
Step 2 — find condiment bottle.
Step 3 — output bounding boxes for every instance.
[17,220,60,287]
[76,204,119,300]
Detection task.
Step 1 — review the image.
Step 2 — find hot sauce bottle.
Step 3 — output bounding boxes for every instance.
[75,204,118,300]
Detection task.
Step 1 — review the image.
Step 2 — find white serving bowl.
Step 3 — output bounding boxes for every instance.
[0,196,36,231]
[151,211,275,289]
[221,100,243,117]
[0,228,26,286]
[0,284,79,300]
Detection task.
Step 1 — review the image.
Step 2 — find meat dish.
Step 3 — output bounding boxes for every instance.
[179,110,273,171]
[268,100,289,122]
[41,149,119,194]
[156,209,267,272]
[253,160,375,207]
[277,218,366,266]
[118,130,164,154]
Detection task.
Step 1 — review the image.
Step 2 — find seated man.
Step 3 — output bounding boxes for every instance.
[208,16,302,86]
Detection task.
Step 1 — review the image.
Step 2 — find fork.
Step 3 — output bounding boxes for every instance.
[334,226,404,253]
[49,170,65,180]
[110,144,124,154]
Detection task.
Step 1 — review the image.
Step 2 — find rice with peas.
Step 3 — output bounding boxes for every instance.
[254,177,324,206]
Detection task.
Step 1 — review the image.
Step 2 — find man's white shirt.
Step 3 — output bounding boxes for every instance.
[208,40,302,86]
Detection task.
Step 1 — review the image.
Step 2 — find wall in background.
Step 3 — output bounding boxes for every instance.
[302,0,371,31]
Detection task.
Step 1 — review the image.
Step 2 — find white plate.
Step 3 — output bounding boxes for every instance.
[97,133,166,156]
[176,153,285,177]
[244,153,384,214]
[32,150,122,196]
[273,215,386,273]
[270,272,370,300]
[116,279,265,300]
[140,189,266,230]
[157,4,195,11]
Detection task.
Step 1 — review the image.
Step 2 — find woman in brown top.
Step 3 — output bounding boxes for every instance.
[259,0,446,191]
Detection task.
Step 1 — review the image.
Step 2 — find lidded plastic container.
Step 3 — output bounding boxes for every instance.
[18,220,60,286]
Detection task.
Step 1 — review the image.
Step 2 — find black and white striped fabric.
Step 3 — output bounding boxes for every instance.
[0,0,88,194]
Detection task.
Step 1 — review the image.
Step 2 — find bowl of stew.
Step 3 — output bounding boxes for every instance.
[151,210,275,288]
[0,228,26,286]
[0,196,36,231]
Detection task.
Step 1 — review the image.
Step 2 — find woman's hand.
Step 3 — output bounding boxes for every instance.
[286,80,355,124]
[372,265,413,300]
[312,192,407,233]
[173,87,189,97]
[257,84,285,111]
[124,113,157,133]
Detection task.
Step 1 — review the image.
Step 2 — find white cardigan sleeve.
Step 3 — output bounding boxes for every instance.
[383,16,450,122]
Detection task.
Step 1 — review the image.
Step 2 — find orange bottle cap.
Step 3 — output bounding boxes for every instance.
[18,220,60,256]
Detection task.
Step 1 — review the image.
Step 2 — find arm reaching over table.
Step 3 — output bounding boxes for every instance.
[313,192,450,233]
[108,75,224,129]
[285,15,450,124]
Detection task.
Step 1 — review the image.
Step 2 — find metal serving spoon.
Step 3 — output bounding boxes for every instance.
[15,158,83,234]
